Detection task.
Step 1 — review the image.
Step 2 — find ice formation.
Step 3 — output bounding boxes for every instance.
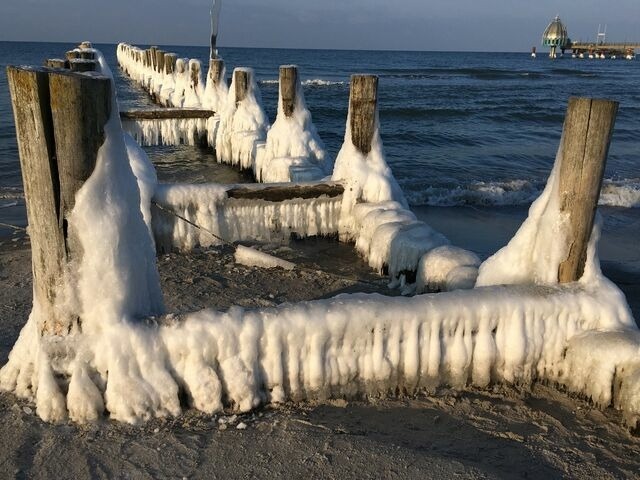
[215,68,269,170]
[152,183,341,253]
[254,66,329,183]
[234,245,295,270]
[476,158,572,287]
[121,117,209,147]
[1,46,639,430]
[416,246,481,293]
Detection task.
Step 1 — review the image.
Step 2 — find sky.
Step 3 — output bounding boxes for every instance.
[1,0,639,52]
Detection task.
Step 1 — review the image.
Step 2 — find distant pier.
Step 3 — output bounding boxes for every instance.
[541,16,638,59]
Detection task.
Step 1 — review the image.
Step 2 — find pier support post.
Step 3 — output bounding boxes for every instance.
[279,65,297,117]
[7,66,111,335]
[349,74,378,154]
[557,97,618,283]
[234,69,249,105]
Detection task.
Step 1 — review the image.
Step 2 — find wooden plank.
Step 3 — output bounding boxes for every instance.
[349,75,378,154]
[226,182,344,201]
[119,108,215,120]
[280,65,297,117]
[557,97,618,282]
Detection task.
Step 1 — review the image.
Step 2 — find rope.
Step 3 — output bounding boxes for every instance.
[152,201,387,289]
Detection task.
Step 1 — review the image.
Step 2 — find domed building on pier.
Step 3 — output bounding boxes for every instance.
[542,16,571,58]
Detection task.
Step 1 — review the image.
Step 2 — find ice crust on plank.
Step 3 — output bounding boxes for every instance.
[254,66,329,183]
[152,183,341,252]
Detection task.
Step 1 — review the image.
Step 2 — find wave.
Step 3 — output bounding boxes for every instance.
[301,79,345,87]
[402,179,640,208]
[0,187,24,200]
[258,79,345,87]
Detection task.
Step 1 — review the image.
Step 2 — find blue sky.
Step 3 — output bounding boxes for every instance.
[1,0,639,51]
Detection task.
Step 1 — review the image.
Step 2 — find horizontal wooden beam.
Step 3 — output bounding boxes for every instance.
[226,182,344,202]
[119,108,215,120]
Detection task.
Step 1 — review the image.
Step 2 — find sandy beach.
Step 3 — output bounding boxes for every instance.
[1,216,639,478]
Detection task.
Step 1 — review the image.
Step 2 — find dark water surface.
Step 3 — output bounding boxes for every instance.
[1,41,639,237]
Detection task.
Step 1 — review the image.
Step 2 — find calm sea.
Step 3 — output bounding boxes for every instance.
[1,41,639,239]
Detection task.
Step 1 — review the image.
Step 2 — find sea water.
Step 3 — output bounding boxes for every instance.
[1,41,639,264]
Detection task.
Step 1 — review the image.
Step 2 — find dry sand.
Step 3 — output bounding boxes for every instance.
[1,237,640,479]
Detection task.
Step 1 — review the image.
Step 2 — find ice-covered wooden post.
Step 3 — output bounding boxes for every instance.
[79,50,95,60]
[279,65,297,117]
[165,53,177,75]
[155,49,165,74]
[557,97,618,283]
[349,74,378,154]
[149,46,158,71]
[65,50,80,61]
[208,58,224,87]
[7,67,111,335]
[69,59,97,73]
[190,60,202,89]
[45,59,67,69]
[234,69,249,105]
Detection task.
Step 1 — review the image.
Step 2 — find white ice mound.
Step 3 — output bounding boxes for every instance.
[215,68,269,170]
[254,66,329,183]
[234,245,295,270]
[417,246,481,293]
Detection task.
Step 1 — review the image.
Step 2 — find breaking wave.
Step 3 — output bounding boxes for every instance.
[258,79,345,87]
[403,179,640,208]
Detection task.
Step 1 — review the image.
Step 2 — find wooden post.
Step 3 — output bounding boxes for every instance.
[349,75,378,154]
[69,59,97,72]
[165,53,177,75]
[234,69,249,105]
[144,49,152,68]
[6,67,111,335]
[208,59,224,85]
[79,50,95,60]
[149,46,158,71]
[66,50,80,61]
[156,50,165,73]
[557,97,618,283]
[190,60,201,89]
[45,59,67,69]
[279,65,297,117]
